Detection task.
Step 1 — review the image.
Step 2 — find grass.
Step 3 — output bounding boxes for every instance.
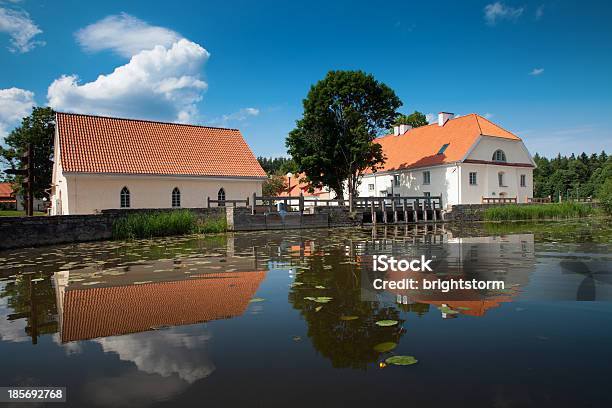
[483,202,596,221]
[0,210,46,217]
[112,210,227,240]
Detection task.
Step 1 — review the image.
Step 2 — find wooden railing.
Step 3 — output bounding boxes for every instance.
[207,197,249,208]
[481,196,517,204]
[528,196,552,204]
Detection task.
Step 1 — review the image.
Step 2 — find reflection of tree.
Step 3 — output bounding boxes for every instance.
[396,302,430,316]
[288,246,404,370]
[0,275,58,343]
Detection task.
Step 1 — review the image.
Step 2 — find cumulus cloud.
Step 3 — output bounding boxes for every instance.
[484,2,524,25]
[47,38,209,123]
[0,6,44,52]
[75,13,181,58]
[209,107,260,127]
[0,87,34,138]
[529,68,544,76]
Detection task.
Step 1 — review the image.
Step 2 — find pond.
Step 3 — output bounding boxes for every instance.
[1,219,611,407]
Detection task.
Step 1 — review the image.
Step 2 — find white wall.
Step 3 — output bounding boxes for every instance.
[459,163,533,204]
[466,136,533,164]
[56,174,264,214]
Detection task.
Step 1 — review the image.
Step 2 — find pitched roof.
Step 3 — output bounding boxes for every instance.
[371,114,522,172]
[0,182,14,198]
[278,173,330,198]
[56,112,267,178]
[60,271,266,342]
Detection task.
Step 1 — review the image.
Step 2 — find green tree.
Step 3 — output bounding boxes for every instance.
[392,111,428,129]
[0,107,55,199]
[262,174,286,196]
[598,178,612,215]
[286,70,401,200]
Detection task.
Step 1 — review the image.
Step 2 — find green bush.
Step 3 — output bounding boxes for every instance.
[597,178,612,215]
[484,202,594,221]
[112,210,226,239]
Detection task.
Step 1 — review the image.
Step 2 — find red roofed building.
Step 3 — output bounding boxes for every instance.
[50,112,266,214]
[278,172,333,200]
[358,113,535,207]
[0,182,16,209]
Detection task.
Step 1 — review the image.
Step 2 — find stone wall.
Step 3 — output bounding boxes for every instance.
[0,208,226,250]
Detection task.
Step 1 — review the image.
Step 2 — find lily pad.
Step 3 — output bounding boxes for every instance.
[249,297,266,303]
[373,342,397,353]
[340,315,359,321]
[385,355,418,366]
[375,320,399,327]
[315,306,323,312]
[315,285,326,289]
[438,306,458,314]
[305,296,333,303]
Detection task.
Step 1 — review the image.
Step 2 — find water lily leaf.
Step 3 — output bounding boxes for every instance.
[375,320,398,327]
[438,306,459,314]
[249,297,266,303]
[340,315,359,321]
[385,355,418,366]
[315,285,326,289]
[305,296,333,303]
[315,306,323,312]
[374,342,397,352]
[291,282,304,286]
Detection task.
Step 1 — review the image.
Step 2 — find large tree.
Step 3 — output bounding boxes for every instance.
[286,70,401,201]
[392,110,428,129]
[0,107,55,199]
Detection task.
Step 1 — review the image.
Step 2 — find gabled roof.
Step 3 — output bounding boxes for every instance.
[56,112,267,178]
[371,114,522,172]
[278,172,330,198]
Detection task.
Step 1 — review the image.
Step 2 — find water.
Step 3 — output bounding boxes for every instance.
[1,220,611,407]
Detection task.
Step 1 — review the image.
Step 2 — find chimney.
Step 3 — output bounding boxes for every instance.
[399,124,412,134]
[438,112,454,126]
[393,125,400,136]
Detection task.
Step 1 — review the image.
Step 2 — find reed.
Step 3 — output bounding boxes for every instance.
[483,202,594,221]
[112,210,226,239]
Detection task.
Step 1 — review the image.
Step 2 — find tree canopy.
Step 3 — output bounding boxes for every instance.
[392,111,428,129]
[286,70,401,199]
[0,107,55,199]
[257,156,297,175]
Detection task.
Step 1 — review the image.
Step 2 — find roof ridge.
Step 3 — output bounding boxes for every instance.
[474,114,521,140]
[55,111,241,132]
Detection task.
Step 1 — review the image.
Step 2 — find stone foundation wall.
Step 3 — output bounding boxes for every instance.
[0,208,226,250]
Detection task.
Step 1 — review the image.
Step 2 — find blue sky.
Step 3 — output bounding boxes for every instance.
[1,0,611,157]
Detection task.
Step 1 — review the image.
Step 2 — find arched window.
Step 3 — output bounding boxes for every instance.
[172,187,181,207]
[498,172,505,187]
[492,149,507,162]
[217,188,226,207]
[120,187,130,208]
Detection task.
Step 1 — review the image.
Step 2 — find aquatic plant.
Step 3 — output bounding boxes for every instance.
[385,355,418,366]
[483,202,595,221]
[112,210,227,239]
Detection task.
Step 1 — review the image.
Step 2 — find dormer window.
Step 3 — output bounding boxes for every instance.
[492,150,507,162]
[437,143,450,155]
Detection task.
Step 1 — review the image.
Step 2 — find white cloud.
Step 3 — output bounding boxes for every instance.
[0,6,44,52]
[0,87,34,138]
[209,107,260,127]
[535,5,544,20]
[47,38,209,123]
[75,13,181,58]
[484,2,524,26]
[484,112,494,119]
[529,68,544,76]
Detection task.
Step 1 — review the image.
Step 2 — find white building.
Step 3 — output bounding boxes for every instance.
[50,112,266,215]
[357,113,534,208]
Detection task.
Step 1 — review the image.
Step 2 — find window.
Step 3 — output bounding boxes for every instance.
[217,188,226,206]
[172,187,181,207]
[393,174,400,186]
[469,172,477,185]
[423,171,431,185]
[423,192,431,197]
[368,183,375,191]
[498,172,505,187]
[520,174,526,187]
[437,143,450,155]
[492,149,507,162]
[120,186,130,208]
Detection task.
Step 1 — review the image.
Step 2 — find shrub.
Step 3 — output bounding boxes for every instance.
[598,178,612,215]
[112,210,226,239]
[484,202,594,221]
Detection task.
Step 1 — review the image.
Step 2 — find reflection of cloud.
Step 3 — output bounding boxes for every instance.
[95,326,215,384]
[52,333,83,355]
[83,370,189,408]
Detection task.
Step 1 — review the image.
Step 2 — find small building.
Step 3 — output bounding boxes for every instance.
[278,172,333,204]
[357,112,535,207]
[0,182,16,210]
[50,113,267,215]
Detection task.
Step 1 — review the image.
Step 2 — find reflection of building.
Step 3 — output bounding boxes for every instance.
[54,271,266,343]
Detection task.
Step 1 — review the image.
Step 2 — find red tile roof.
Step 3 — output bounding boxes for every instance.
[0,182,14,198]
[56,112,267,178]
[61,271,266,342]
[278,173,330,198]
[370,114,522,172]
